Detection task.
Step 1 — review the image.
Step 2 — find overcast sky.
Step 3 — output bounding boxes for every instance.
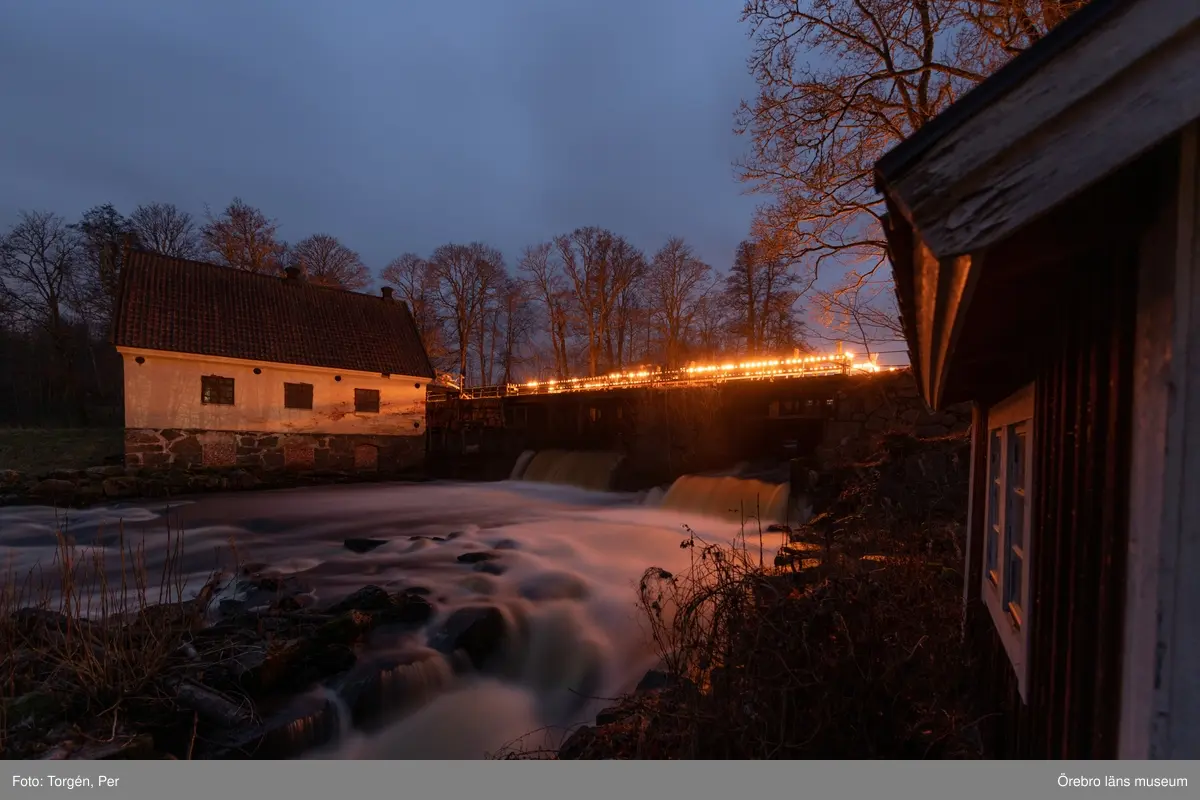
[0,0,760,273]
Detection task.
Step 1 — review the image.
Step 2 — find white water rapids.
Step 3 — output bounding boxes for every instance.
[0,475,796,759]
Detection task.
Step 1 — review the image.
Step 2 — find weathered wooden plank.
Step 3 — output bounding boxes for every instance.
[891,1,1200,257]
[1153,122,1200,759]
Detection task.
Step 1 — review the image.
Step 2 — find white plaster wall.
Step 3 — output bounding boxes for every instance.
[121,350,427,436]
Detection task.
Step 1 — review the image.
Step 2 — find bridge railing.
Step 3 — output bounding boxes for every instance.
[426,353,893,403]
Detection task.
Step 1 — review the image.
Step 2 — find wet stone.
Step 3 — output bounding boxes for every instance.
[344,537,388,554]
[635,669,675,693]
[204,694,340,759]
[595,705,626,726]
[324,585,393,614]
[383,591,434,626]
[473,561,507,576]
[456,551,498,564]
[430,606,508,670]
[558,725,598,760]
[31,479,76,499]
[332,653,450,731]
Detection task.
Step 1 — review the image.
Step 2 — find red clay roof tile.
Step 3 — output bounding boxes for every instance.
[112,250,435,379]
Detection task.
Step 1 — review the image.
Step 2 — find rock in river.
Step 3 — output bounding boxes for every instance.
[429,606,509,670]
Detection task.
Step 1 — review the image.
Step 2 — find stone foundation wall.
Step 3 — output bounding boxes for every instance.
[124,428,424,473]
[817,370,972,462]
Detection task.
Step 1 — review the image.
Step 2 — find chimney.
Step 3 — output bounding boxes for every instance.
[284,266,301,281]
[381,286,394,300]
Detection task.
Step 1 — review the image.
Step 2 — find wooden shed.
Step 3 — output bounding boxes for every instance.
[874,0,1200,759]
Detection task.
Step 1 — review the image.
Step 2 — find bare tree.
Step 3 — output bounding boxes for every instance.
[427,242,505,386]
[380,252,448,368]
[518,242,573,379]
[0,211,87,417]
[288,233,371,291]
[721,238,800,354]
[555,227,645,376]
[497,276,535,384]
[608,272,646,370]
[71,203,136,332]
[476,282,502,387]
[962,1,1085,58]
[645,237,712,368]
[736,0,1087,320]
[129,202,200,259]
[810,278,905,359]
[692,289,730,359]
[1,211,82,336]
[470,274,536,386]
[200,198,286,273]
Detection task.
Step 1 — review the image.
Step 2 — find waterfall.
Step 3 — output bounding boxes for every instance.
[658,474,797,526]
[510,449,625,492]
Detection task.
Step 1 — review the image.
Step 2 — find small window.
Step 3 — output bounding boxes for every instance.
[201,375,235,405]
[284,382,314,410]
[981,383,1035,700]
[354,388,381,413]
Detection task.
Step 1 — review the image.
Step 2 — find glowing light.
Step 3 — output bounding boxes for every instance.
[428,349,891,400]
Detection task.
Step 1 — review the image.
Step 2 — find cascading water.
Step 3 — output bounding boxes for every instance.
[659,474,798,527]
[508,449,537,481]
[0,481,727,759]
[1,456,812,760]
[509,449,624,492]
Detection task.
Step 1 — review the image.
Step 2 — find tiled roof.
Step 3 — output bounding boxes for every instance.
[112,250,435,379]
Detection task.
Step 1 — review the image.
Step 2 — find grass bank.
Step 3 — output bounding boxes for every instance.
[0,427,123,475]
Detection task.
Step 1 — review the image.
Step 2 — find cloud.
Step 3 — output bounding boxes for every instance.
[0,0,758,270]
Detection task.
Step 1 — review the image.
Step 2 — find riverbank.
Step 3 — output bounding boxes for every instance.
[2,429,977,759]
[511,429,985,760]
[0,463,428,509]
[0,526,519,759]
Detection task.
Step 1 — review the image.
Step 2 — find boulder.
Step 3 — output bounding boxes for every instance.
[204,694,339,759]
[332,653,451,730]
[456,551,498,564]
[31,479,76,500]
[324,586,393,614]
[84,465,127,479]
[101,476,140,498]
[343,537,388,554]
[430,606,508,670]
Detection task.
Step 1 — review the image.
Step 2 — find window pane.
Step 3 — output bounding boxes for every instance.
[1006,550,1023,619]
[284,382,313,409]
[986,429,1002,575]
[1007,426,1027,551]
[354,388,380,413]
[1007,488,1025,552]
[201,376,234,405]
[1009,425,1026,488]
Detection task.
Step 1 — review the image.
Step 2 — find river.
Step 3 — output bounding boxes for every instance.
[0,472,795,758]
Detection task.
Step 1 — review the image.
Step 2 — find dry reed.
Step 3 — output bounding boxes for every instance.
[0,516,221,757]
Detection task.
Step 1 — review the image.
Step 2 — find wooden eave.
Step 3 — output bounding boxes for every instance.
[874,0,1200,410]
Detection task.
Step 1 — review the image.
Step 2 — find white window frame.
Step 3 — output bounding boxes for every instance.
[981,382,1035,701]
